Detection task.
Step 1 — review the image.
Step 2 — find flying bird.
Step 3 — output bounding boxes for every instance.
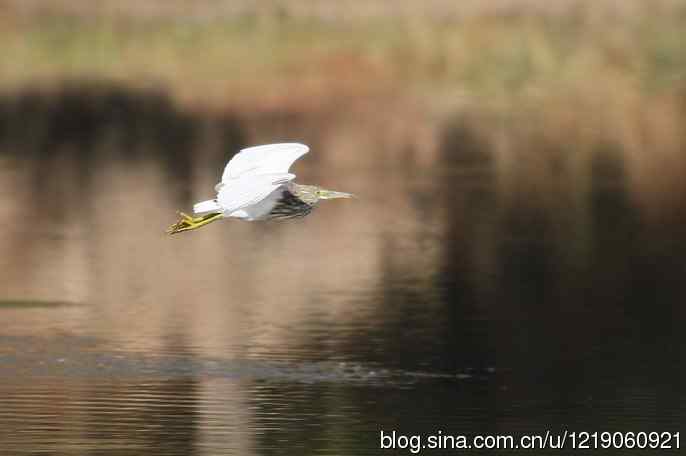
[167,143,354,234]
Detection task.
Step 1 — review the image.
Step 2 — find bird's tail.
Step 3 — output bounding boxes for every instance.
[167,211,223,235]
[193,199,222,214]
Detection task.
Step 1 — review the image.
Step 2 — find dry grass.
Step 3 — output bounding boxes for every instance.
[1,1,684,103]
[0,0,685,217]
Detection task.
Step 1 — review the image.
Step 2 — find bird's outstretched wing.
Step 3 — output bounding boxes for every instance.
[221,143,309,182]
[216,173,295,214]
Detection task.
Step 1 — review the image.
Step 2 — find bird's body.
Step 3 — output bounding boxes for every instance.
[263,184,317,221]
[202,182,316,222]
[167,143,353,234]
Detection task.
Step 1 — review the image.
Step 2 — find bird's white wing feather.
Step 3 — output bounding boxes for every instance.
[221,143,309,182]
[216,173,294,214]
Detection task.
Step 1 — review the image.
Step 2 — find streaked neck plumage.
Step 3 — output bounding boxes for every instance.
[288,182,320,205]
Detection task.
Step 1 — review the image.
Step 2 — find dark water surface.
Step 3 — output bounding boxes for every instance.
[0,90,683,455]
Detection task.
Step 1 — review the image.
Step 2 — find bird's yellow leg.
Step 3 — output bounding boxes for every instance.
[179,212,194,222]
[166,212,223,235]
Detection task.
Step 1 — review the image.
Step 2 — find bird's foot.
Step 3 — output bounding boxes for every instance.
[167,212,198,235]
[178,211,194,222]
[166,212,222,235]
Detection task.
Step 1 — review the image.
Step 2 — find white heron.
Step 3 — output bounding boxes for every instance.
[167,143,354,234]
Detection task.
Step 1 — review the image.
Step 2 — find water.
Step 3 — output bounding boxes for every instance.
[0,89,683,455]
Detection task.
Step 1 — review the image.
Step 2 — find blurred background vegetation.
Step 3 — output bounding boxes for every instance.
[1,0,685,216]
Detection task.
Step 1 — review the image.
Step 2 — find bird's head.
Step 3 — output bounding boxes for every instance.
[316,188,355,200]
[291,184,355,204]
